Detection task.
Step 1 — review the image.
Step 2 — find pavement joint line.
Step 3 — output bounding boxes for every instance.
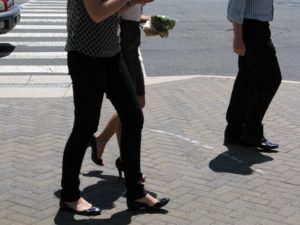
[0,74,299,84]
[0,75,299,98]
[149,128,266,174]
[0,83,70,88]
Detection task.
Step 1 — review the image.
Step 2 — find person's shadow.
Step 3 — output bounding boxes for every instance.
[53,171,168,225]
[209,145,277,175]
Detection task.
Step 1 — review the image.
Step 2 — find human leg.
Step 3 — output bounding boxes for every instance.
[116,20,145,164]
[59,197,100,215]
[116,19,145,163]
[106,56,144,195]
[244,48,281,135]
[92,112,119,166]
[114,22,145,175]
[92,21,145,166]
[92,93,145,167]
[241,23,281,144]
[224,56,255,144]
[114,95,146,181]
[106,56,169,209]
[61,51,106,214]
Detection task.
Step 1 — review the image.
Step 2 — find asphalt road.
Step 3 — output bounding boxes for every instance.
[9,0,300,81]
[141,0,300,81]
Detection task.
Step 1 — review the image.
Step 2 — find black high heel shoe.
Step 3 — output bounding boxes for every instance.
[115,157,146,182]
[126,197,170,211]
[59,201,101,216]
[90,136,104,166]
[115,157,123,178]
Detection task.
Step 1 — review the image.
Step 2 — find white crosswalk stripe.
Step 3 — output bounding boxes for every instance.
[30,0,66,3]
[0,66,67,73]
[6,42,66,46]
[0,0,68,77]
[21,9,66,12]
[15,25,66,29]
[21,5,66,8]
[19,19,67,23]
[21,13,66,17]
[0,52,67,59]
[3,33,67,37]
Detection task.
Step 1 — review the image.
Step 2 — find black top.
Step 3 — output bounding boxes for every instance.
[65,0,121,57]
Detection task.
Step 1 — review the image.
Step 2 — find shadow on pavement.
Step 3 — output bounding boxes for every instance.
[53,171,168,224]
[54,207,168,225]
[209,145,277,175]
[0,43,15,57]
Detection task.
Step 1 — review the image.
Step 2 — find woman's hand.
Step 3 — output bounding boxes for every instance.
[140,15,150,23]
[84,0,129,23]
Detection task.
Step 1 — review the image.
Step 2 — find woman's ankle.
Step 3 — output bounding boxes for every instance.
[95,136,107,158]
[135,194,158,206]
[64,197,92,211]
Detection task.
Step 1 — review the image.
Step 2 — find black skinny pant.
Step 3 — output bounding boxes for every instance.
[61,51,145,202]
[225,19,282,142]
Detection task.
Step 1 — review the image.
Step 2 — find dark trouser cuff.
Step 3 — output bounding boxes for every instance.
[60,188,81,202]
[126,183,146,200]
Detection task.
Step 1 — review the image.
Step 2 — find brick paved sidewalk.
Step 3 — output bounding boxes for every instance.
[0,77,300,225]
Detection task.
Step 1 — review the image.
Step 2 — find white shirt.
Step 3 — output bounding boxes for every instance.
[120,4,143,22]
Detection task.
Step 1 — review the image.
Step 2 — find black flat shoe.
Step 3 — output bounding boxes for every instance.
[127,198,170,210]
[257,139,279,150]
[60,201,101,216]
[225,136,279,151]
[241,135,279,150]
[90,136,104,166]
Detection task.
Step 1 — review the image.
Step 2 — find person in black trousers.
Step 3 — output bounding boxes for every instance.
[60,0,169,216]
[224,0,282,150]
[90,3,150,172]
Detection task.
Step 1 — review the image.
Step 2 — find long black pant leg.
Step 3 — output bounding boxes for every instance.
[225,56,255,139]
[105,56,145,200]
[61,52,106,201]
[242,41,282,139]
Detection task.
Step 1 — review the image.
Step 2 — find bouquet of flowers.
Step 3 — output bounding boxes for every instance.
[143,15,176,38]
